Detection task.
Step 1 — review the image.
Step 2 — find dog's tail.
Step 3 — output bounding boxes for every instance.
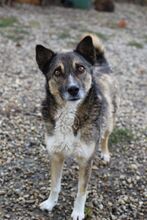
[81,33,105,63]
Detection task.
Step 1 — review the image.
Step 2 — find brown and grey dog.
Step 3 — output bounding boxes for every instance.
[35,34,119,220]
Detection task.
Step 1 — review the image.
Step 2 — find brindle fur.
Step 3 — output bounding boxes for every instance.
[35,34,119,220]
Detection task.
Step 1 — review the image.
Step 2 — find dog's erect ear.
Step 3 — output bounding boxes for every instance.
[36,45,55,73]
[75,36,96,64]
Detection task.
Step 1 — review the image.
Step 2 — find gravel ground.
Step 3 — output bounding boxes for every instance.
[0,3,147,220]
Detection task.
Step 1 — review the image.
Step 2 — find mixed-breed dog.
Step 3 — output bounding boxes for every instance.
[35,33,119,220]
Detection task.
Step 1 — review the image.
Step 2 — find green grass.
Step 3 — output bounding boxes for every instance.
[109,128,134,146]
[0,16,29,42]
[14,27,29,35]
[95,32,109,41]
[58,31,71,39]
[85,206,93,219]
[0,17,18,28]
[29,20,40,28]
[0,26,29,42]
[106,21,117,29]
[127,41,144,49]
[143,35,147,43]
[3,33,24,41]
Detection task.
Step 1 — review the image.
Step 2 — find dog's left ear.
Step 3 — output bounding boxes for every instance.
[75,36,96,64]
[36,45,55,73]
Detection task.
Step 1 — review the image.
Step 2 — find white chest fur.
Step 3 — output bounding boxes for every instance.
[45,103,78,156]
[45,103,95,159]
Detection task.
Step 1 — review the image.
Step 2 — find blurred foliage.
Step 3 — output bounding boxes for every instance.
[127,41,144,49]
[109,128,134,146]
[1,27,29,41]
[0,16,29,42]
[85,206,93,219]
[95,32,109,41]
[0,17,18,28]
[58,31,71,39]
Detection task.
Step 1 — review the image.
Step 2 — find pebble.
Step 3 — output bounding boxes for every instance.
[130,164,138,170]
[99,204,104,210]
[4,214,11,219]
[0,190,5,195]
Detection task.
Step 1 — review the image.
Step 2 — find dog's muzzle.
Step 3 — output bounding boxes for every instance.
[67,85,80,100]
[67,86,79,97]
[62,85,82,101]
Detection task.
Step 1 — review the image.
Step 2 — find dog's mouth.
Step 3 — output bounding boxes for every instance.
[67,97,81,101]
[61,90,84,102]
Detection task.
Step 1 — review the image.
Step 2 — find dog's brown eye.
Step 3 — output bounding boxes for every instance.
[54,69,62,77]
[76,65,85,74]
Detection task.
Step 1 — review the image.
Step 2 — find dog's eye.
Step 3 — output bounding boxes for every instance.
[76,65,85,74]
[54,68,62,77]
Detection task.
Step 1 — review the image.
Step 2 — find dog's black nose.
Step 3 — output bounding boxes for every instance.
[67,86,79,97]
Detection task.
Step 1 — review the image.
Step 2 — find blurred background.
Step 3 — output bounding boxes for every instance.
[1,0,147,8]
[0,1,146,220]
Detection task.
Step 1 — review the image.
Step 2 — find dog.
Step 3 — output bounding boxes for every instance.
[35,34,119,220]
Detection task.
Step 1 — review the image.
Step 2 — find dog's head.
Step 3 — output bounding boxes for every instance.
[36,36,103,103]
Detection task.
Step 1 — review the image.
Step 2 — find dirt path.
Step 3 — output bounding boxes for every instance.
[0,3,147,220]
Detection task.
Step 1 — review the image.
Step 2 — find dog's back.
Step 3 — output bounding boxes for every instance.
[85,33,119,138]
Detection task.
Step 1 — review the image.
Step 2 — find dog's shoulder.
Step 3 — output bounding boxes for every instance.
[93,64,118,95]
[93,65,120,120]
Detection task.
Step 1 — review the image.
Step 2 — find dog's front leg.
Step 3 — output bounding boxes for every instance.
[40,154,64,212]
[71,159,93,220]
[101,130,110,162]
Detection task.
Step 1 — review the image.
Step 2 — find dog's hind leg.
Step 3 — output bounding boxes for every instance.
[40,154,64,211]
[71,159,93,220]
[100,130,110,163]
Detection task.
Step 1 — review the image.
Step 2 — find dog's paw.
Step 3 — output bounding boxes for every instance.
[39,199,56,212]
[71,210,85,220]
[101,152,110,163]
